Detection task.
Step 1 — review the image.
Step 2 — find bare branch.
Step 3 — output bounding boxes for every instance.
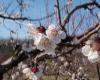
[78,22,100,43]
[0,3,69,22]
[0,13,55,21]
[55,0,62,30]
[59,22,100,47]
[62,2,100,28]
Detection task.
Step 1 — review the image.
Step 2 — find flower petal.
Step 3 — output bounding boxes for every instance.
[53,37,61,44]
[81,45,91,56]
[45,49,55,56]
[22,68,31,74]
[85,40,92,45]
[48,24,56,30]
[36,45,44,51]
[22,64,28,69]
[58,56,65,61]
[46,30,54,40]
[28,23,38,39]
[64,61,69,67]
[88,51,100,63]
[34,33,43,46]
[51,42,57,49]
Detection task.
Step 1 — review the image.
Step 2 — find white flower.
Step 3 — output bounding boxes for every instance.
[34,33,57,51]
[78,67,83,70]
[46,24,66,44]
[22,64,28,69]
[18,62,28,70]
[82,39,100,63]
[64,61,69,67]
[46,29,59,41]
[58,56,65,61]
[52,37,61,44]
[77,67,84,75]
[34,33,43,45]
[46,24,60,44]
[48,24,56,30]
[18,62,23,70]
[28,23,38,39]
[26,72,33,79]
[22,68,31,74]
[82,45,91,56]
[34,33,44,50]
[59,31,66,39]
[46,30,54,40]
[88,50,100,63]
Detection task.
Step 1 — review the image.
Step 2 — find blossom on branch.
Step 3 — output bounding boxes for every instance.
[28,23,57,56]
[88,50,100,63]
[81,40,100,63]
[46,24,66,44]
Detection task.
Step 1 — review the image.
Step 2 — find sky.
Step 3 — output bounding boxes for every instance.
[0,0,99,40]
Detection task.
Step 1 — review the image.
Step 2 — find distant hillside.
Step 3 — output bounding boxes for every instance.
[0,39,32,63]
[0,40,13,63]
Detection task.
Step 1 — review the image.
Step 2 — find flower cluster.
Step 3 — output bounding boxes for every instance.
[28,23,66,56]
[18,62,43,80]
[82,40,100,63]
[71,67,89,80]
[18,62,33,79]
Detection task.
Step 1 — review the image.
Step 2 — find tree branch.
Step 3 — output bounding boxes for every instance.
[0,13,55,21]
[0,22,99,77]
[62,2,100,28]
[59,22,100,47]
[55,0,63,30]
[78,22,100,43]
